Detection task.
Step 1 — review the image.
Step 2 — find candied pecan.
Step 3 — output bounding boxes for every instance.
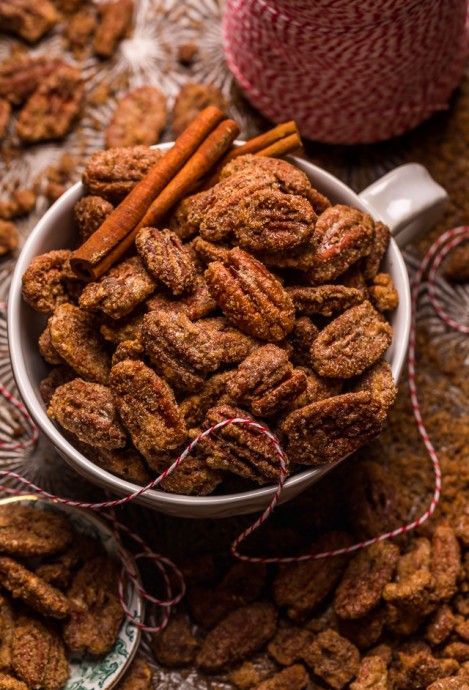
[305,205,375,285]
[205,248,295,342]
[196,602,277,672]
[191,236,231,265]
[201,186,316,254]
[111,338,144,365]
[0,188,36,220]
[63,556,123,655]
[0,673,28,690]
[16,65,84,143]
[110,359,187,458]
[105,86,167,148]
[73,195,113,242]
[443,243,469,282]
[362,221,391,281]
[350,655,389,690]
[79,256,157,319]
[159,454,222,496]
[198,404,286,485]
[172,82,227,137]
[188,562,267,629]
[100,312,144,344]
[303,629,360,690]
[425,605,456,646]
[65,6,98,57]
[287,366,343,410]
[272,532,352,622]
[0,557,69,619]
[455,619,469,643]
[334,541,400,620]
[431,522,461,602]
[48,378,127,449]
[142,310,223,391]
[0,505,71,558]
[253,664,309,690]
[180,370,234,427]
[0,56,62,106]
[22,250,76,315]
[11,616,69,690]
[287,285,364,317]
[256,241,318,271]
[340,265,370,298]
[0,99,10,141]
[48,304,111,384]
[86,445,151,485]
[115,654,153,690]
[281,391,384,466]
[168,193,209,242]
[146,273,217,320]
[267,627,314,666]
[310,301,393,378]
[151,613,198,667]
[427,680,469,690]
[0,0,58,43]
[82,145,164,203]
[37,327,63,366]
[338,607,385,650]
[227,345,306,417]
[229,662,273,690]
[200,317,259,363]
[392,642,459,690]
[34,533,101,589]
[369,273,399,312]
[93,0,133,58]
[288,317,319,367]
[136,227,196,296]
[444,643,469,662]
[39,365,76,406]
[353,360,397,422]
[0,596,15,671]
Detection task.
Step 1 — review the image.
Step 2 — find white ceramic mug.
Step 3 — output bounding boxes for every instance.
[7,147,447,518]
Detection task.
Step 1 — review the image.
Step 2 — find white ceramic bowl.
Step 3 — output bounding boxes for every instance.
[7,146,447,518]
[0,494,143,690]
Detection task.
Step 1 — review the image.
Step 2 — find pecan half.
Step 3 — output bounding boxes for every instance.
[93,0,134,59]
[12,616,69,690]
[310,300,393,378]
[368,272,399,312]
[227,344,307,417]
[146,273,217,320]
[172,82,227,138]
[109,359,187,457]
[73,195,114,243]
[286,285,364,317]
[105,86,167,149]
[362,221,391,281]
[22,250,76,315]
[16,65,84,143]
[0,56,62,106]
[199,404,287,484]
[205,248,295,342]
[305,205,375,285]
[353,360,397,422]
[281,390,384,465]
[0,0,58,43]
[135,227,196,296]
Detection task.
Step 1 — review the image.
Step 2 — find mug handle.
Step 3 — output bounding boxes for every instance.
[358,163,448,248]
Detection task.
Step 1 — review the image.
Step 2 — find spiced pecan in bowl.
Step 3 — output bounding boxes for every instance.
[8,118,447,517]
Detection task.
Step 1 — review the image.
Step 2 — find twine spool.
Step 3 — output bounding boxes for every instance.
[223,0,469,143]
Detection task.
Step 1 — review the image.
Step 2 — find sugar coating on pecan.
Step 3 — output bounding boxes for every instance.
[159,455,222,496]
[267,627,314,666]
[195,602,277,672]
[115,655,153,690]
[0,505,72,558]
[38,326,64,366]
[79,256,157,319]
[253,664,309,690]
[82,145,164,203]
[0,557,70,619]
[93,0,133,58]
[48,378,127,449]
[48,304,111,384]
[333,541,400,620]
[0,55,62,106]
[146,273,217,320]
[172,82,227,137]
[151,613,199,667]
[73,195,113,243]
[310,300,393,378]
[392,642,459,690]
[349,655,389,690]
[16,65,84,143]
[272,531,352,622]
[205,248,295,342]
[431,523,461,602]
[110,359,187,458]
[282,390,384,466]
[39,365,77,406]
[100,312,144,345]
[306,205,375,285]
[362,221,391,281]
[199,403,287,485]
[180,370,235,427]
[142,310,226,391]
[353,360,397,422]
[168,193,209,242]
[105,86,167,149]
[369,272,399,312]
[425,605,456,647]
[63,555,123,655]
[22,250,77,315]
[0,99,10,142]
[11,616,69,690]
[303,629,360,690]
[288,317,319,367]
[0,0,58,43]
[135,227,197,296]
[191,236,231,265]
[227,344,307,417]
[286,285,364,317]
[200,317,259,363]
[111,338,145,366]
[0,218,17,257]
[86,445,151,486]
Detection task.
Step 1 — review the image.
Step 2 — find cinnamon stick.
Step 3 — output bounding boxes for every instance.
[71,117,240,281]
[70,105,226,281]
[256,132,303,157]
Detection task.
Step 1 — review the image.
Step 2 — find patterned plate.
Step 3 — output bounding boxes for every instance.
[0,495,143,690]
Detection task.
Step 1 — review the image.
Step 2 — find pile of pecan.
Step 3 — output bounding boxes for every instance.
[22,150,399,496]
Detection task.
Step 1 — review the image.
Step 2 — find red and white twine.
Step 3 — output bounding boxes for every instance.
[0,227,467,627]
